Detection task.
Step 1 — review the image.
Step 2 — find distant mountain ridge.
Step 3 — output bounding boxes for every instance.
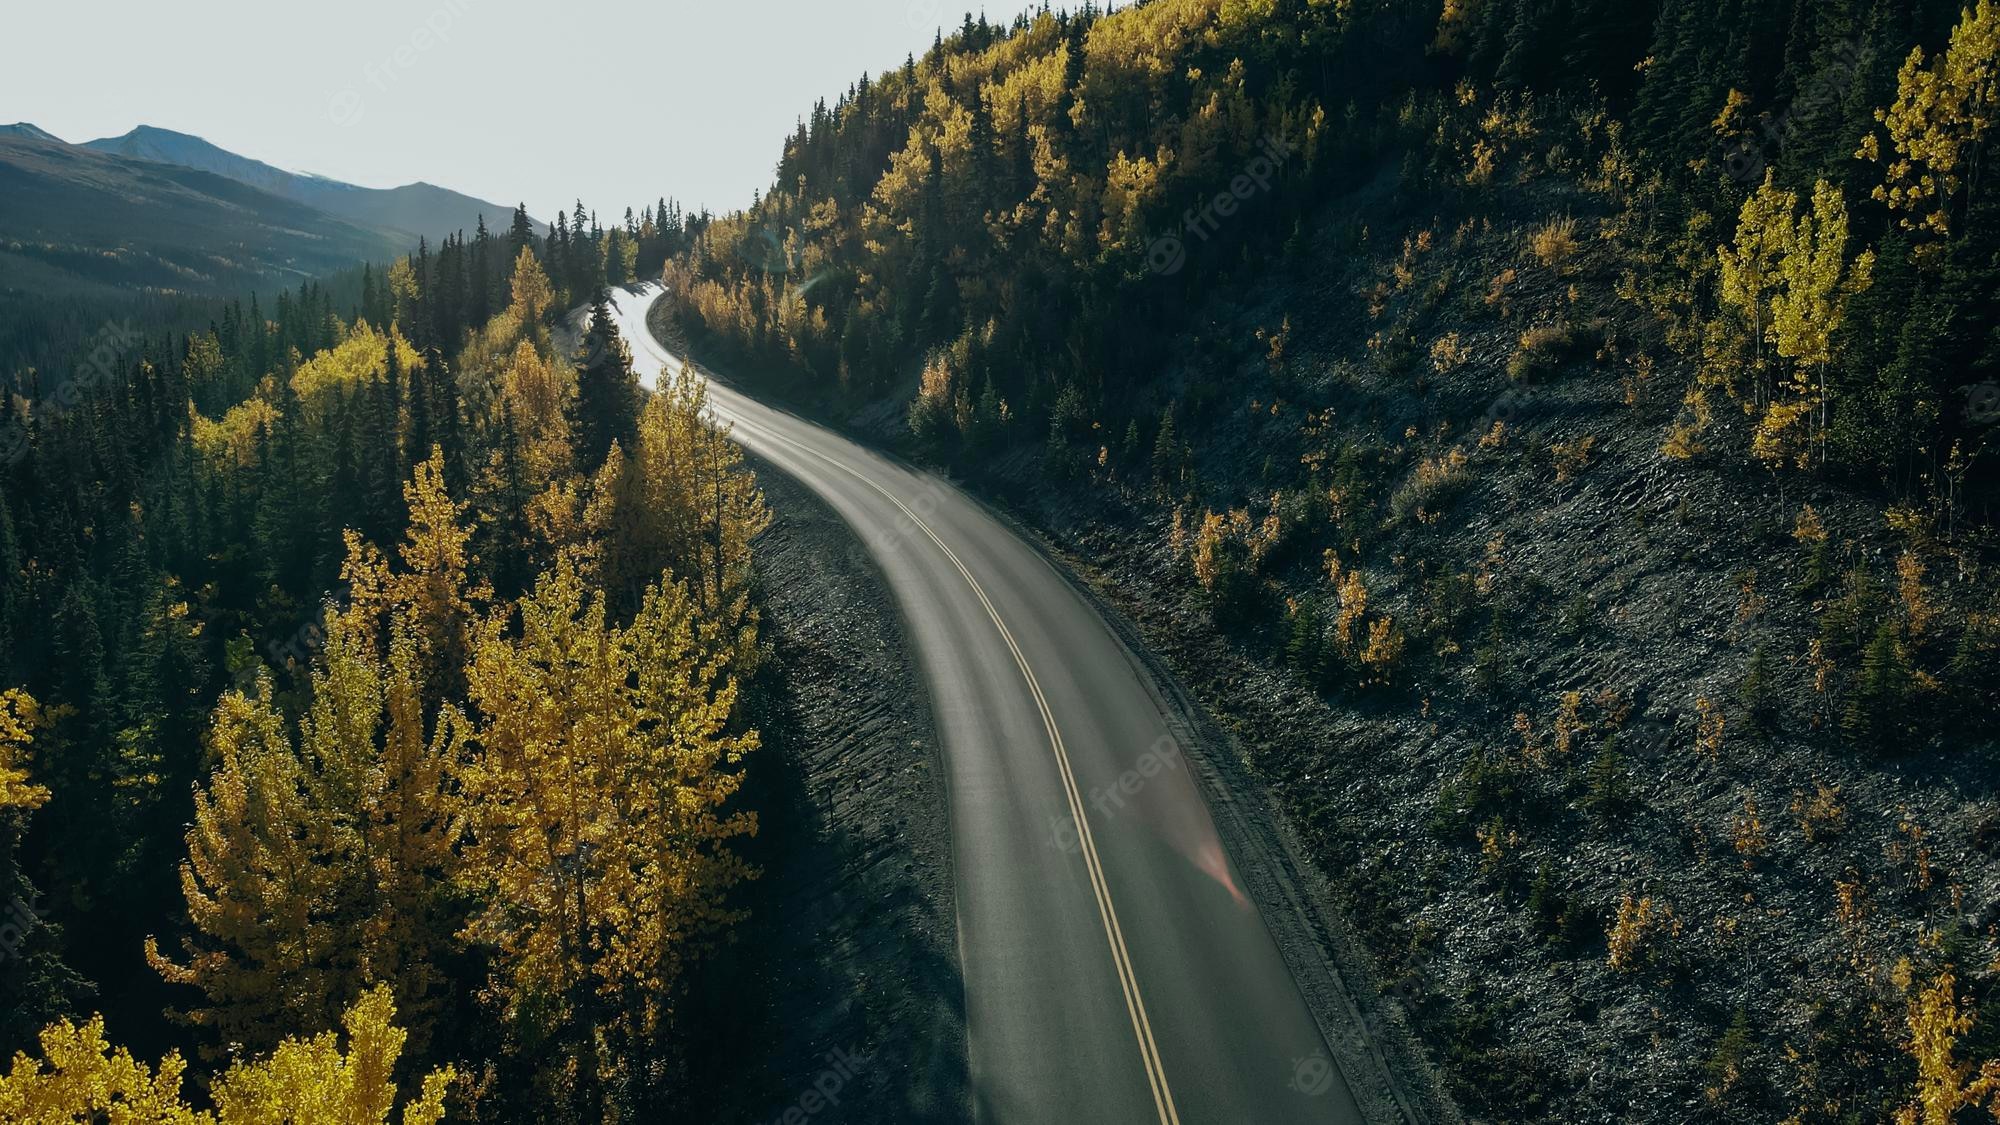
[0,123,63,143]
[81,125,538,245]
[0,129,406,298]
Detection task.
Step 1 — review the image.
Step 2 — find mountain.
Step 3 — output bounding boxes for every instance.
[0,122,62,143]
[0,130,405,298]
[83,125,537,245]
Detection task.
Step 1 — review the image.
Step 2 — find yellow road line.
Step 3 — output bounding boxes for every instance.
[718,405,1181,1125]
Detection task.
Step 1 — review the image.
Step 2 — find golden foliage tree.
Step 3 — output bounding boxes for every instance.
[588,369,769,644]
[1894,967,2000,1125]
[1716,175,1873,479]
[210,985,454,1125]
[1859,0,2000,236]
[458,551,758,1107]
[150,455,475,1057]
[0,986,451,1124]
[0,691,49,814]
[508,246,555,325]
[0,1014,203,1124]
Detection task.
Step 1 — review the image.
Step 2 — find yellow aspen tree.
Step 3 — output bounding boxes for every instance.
[1191,510,1227,591]
[497,339,576,489]
[1894,967,2000,1124]
[383,447,488,695]
[588,370,769,641]
[0,987,451,1124]
[459,553,757,1105]
[148,672,358,1054]
[1719,176,1873,486]
[0,1015,205,1123]
[210,986,453,1125]
[1334,568,1369,654]
[153,466,473,1056]
[508,245,555,324]
[1860,0,2000,236]
[1767,179,1873,470]
[1716,172,1792,409]
[0,690,49,813]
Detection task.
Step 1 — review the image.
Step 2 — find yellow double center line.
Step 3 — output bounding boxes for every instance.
[715,401,1181,1125]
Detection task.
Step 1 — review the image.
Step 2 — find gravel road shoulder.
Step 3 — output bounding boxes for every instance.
[678,458,967,1124]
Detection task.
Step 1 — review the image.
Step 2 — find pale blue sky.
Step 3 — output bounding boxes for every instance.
[2,0,1025,223]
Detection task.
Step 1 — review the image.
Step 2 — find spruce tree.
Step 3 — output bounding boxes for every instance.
[573,290,639,471]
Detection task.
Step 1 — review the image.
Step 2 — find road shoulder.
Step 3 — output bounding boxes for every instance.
[677,457,969,1123]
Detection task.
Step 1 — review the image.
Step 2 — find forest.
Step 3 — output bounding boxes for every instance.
[650,0,2000,1120]
[7,0,2000,1118]
[663,0,1998,515]
[0,196,754,1119]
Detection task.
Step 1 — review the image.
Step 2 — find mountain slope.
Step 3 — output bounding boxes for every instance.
[83,125,535,244]
[651,2,2000,1121]
[0,122,63,143]
[0,132,405,297]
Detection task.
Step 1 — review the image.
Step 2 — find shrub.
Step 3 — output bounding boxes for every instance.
[1529,216,1581,270]
[1430,331,1470,374]
[1791,782,1847,843]
[1606,892,1675,971]
[1390,447,1471,523]
[1507,323,1577,381]
[1550,435,1597,483]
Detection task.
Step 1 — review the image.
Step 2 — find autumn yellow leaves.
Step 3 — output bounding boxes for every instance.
[2,283,770,1117]
[1679,0,2000,474]
[0,986,451,1124]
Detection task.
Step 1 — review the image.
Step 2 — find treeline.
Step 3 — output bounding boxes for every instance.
[0,217,763,1117]
[658,0,1996,519]
[353,198,707,366]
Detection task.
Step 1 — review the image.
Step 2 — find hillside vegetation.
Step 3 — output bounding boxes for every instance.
[0,195,762,1116]
[654,0,2000,1119]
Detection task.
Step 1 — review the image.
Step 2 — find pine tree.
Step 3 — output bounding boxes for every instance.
[572,291,639,472]
[1845,618,1912,749]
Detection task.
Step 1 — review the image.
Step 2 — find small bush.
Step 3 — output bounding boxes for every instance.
[1606,892,1676,971]
[1507,323,1577,381]
[1390,447,1471,524]
[1430,331,1469,374]
[1550,435,1597,483]
[1791,782,1847,843]
[1528,216,1581,270]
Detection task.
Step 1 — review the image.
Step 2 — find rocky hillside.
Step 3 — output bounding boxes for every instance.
[992,146,2000,1122]
[647,1,2000,1119]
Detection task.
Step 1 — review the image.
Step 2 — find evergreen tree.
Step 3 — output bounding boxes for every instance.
[572,291,639,471]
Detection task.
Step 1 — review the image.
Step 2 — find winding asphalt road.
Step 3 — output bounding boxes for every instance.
[606,283,1370,1124]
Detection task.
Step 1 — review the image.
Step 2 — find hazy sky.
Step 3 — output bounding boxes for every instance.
[1,0,1023,224]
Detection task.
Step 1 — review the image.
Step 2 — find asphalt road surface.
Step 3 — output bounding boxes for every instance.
[606,283,1370,1124]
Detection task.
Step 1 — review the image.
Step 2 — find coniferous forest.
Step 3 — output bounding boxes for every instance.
[4,0,2000,1121]
[0,200,754,1119]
